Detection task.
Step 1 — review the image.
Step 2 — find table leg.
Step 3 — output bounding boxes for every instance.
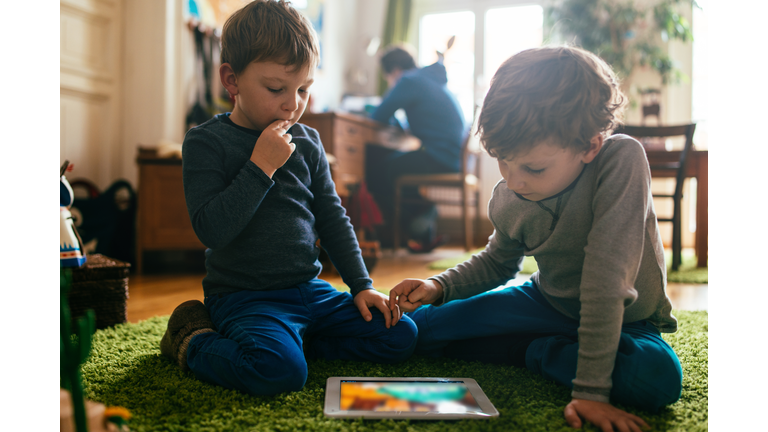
[696,153,708,268]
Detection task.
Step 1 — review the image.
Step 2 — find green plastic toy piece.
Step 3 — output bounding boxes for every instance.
[60,268,96,432]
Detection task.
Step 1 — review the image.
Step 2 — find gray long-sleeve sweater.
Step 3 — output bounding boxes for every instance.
[431,135,677,403]
[182,114,373,298]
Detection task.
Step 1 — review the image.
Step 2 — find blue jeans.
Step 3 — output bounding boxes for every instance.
[407,281,683,412]
[186,279,418,396]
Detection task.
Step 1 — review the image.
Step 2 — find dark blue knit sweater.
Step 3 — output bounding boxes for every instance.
[182,114,373,298]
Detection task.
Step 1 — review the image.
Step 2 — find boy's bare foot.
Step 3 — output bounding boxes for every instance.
[160,300,215,371]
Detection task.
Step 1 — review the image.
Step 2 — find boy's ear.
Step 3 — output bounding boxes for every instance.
[220,63,239,96]
[581,134,604,163]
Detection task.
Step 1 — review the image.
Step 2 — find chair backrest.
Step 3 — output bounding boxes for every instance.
[614,123,696,198]
[460,106,483,187]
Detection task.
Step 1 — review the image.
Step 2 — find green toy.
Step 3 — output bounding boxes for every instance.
[60,269,96,432]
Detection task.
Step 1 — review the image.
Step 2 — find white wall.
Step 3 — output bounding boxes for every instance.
[308,0,389,110]
[121,0,187,187]
[308,0,359,112]
[345,0,388,97]
[61,0,124,191]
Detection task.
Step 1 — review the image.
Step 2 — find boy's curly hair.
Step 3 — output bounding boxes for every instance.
[478,46,626,159]
[221,0,319,75]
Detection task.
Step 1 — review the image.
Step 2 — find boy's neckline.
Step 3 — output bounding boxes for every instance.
[220,113,263,137]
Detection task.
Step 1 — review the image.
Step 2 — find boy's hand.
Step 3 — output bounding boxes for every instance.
[250,120,295,177]
[389,279,443,313]
[354,289,402,329]
[564,399,649,432]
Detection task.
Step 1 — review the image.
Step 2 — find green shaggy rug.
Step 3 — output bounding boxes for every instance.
[428,249,707,284]
[80,311,707,431]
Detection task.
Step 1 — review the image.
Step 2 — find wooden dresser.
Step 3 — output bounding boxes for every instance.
[135,148,204,274]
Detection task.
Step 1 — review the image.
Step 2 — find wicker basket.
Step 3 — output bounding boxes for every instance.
[67,254,130,329]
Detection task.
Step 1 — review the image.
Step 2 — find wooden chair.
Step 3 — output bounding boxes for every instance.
[393,113,483,252]
[614,124,697,271]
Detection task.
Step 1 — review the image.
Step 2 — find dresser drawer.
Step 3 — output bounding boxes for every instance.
[332,140,365,164]
[335,149,364,179]
[334,119,374,145]
[331,139,364,196]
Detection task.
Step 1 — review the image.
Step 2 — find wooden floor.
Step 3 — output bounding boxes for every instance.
[126,247,708,323]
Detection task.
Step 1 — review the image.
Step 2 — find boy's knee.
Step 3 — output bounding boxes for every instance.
[388,316,419,361]
[643,346,683,406]
[268,354,308,392]
[243,351,308,395]
[614,339,683,411]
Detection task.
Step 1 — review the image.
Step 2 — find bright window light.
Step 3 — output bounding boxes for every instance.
[419,10,476,123]
[692,0,708,149]
[483,5,544,90]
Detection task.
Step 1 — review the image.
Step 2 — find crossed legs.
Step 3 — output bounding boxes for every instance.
[407,281,683,412]
[185,279,418,396]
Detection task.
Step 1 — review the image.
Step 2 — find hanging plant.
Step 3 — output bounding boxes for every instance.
[545,0,699,85]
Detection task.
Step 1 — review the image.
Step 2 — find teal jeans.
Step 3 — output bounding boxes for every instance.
[407,280,683,412]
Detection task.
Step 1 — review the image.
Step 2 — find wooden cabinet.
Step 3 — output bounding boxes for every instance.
[135,149,204,274]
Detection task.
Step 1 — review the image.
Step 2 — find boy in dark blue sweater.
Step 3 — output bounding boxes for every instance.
[159,0,417,396]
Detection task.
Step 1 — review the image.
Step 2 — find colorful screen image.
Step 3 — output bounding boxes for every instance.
[339,381,483,413]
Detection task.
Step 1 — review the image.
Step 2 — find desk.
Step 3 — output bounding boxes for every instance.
[646,149,708,268]
[300,111,419,197]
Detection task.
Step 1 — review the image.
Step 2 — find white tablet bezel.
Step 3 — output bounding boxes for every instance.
[323,377,500,420]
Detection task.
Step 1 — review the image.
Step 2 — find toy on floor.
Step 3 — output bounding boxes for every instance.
[60,388,132,432]
[61,160,87,267]
[60,268,96,432]
[61,266,132,431]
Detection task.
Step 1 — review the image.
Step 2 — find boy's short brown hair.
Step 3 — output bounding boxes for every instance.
[221,0,320,75]
[478,46,626,159]
[379,45,417,74]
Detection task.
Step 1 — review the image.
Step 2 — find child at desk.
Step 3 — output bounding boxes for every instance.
[366,45,466,252]
[389,46,683,430]
[159,0,416,396]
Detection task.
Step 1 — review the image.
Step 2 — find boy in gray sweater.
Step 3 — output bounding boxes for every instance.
[159,0,416,396]
[389,46,682,430]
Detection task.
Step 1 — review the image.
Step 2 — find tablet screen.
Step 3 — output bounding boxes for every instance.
[339,380,483,414]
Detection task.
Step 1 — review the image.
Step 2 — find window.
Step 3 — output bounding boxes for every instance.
[414,1,545,120]
[483,5,543,90]
[418,11,475,122]
[691,0,708,149]
[413,1,546,217]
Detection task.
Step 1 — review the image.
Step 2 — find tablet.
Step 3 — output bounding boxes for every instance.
[324,377,500,419]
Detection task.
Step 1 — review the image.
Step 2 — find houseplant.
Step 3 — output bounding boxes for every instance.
[545,0,699,97]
